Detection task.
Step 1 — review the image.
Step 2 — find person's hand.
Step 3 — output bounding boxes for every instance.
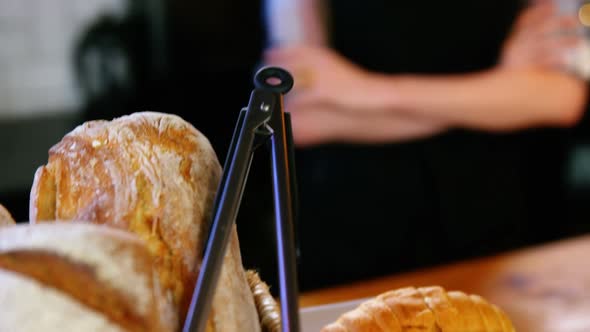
[265,45,446,146]
[287,106,349,147]
[264,45,375,146]
[265,45,396,146]
[289,105,447,147]
[500,2,582,70]
[265,45,386,111]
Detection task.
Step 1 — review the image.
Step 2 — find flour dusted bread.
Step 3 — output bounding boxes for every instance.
[0,269,125,332]
[0,223,168,332]
[322,286,515,332]
[0,204,15,227]
[29,112,260,331]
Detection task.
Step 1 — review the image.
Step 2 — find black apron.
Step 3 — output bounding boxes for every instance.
[295,0,570,290]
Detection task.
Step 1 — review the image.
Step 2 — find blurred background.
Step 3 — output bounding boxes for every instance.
[1,0,590,293]
[0,0,266,218]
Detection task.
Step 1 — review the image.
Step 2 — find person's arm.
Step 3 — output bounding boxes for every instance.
[283,60,587,146]
[266,2,588,145]
[270,42,586,142]
[362,3,587,131]
[367,68,587,131]
[289,106,445,146]
[264,0,445,145]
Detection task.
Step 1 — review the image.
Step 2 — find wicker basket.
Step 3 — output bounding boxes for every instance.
[246,270,282,332]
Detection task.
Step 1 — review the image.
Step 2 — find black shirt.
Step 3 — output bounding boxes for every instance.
[295,0,571,290]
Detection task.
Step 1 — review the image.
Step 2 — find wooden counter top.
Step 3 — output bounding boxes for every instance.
[300,235,590,331]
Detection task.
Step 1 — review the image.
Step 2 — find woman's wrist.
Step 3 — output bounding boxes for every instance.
[354,72,402,113]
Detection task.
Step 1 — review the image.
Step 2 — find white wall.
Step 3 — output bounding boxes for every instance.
[0,0,126,118]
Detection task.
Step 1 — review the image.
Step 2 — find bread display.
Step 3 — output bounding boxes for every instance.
[0,111,520,332]
[322,286,516,332]
[0,204,15,227]
[28,112,260,331]
[0,223,169,332]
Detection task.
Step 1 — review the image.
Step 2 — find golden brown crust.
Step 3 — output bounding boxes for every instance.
[491,303,516,332]
[378,287,437,332]
[30,113,221,311]
[418,286,460,331]
[338,307,381,332]
[30,166,56,222]
[29,112,260,331]
[359,299,401,332]
[0,204,15,227]
[445,291,486,332]
[470,294,505,332]
[324,286,515,332]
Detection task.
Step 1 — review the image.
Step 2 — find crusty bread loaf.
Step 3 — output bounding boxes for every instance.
[0,223,169,332]
[0,269,125,332]
[29,112,260,331]
[0,204,15,227]
[322,286,515,332]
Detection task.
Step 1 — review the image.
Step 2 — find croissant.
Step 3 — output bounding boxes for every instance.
[322,286,515,332]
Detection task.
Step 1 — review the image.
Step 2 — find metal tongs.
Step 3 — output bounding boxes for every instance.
[183,67,300,332]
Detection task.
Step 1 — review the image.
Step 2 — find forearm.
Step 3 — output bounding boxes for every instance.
[367,68,588,131]
[336,112,446,144]
[291,108,446,146]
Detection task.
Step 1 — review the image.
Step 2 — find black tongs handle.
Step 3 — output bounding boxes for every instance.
[266,83,300,332]
[254,66,294,93]
[183,67,300,332]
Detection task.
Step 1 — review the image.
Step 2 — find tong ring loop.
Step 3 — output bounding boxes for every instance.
[254,67,294,94]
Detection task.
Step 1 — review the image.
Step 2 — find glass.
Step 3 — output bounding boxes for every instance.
[555,0,590,79]
[265,0,305,46]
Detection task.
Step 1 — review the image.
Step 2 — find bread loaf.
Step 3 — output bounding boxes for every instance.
[0,269,126,332]
[0,204,15,227]
[322,286,515,332]
[0,223,170,332]
[29,112,260,331]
